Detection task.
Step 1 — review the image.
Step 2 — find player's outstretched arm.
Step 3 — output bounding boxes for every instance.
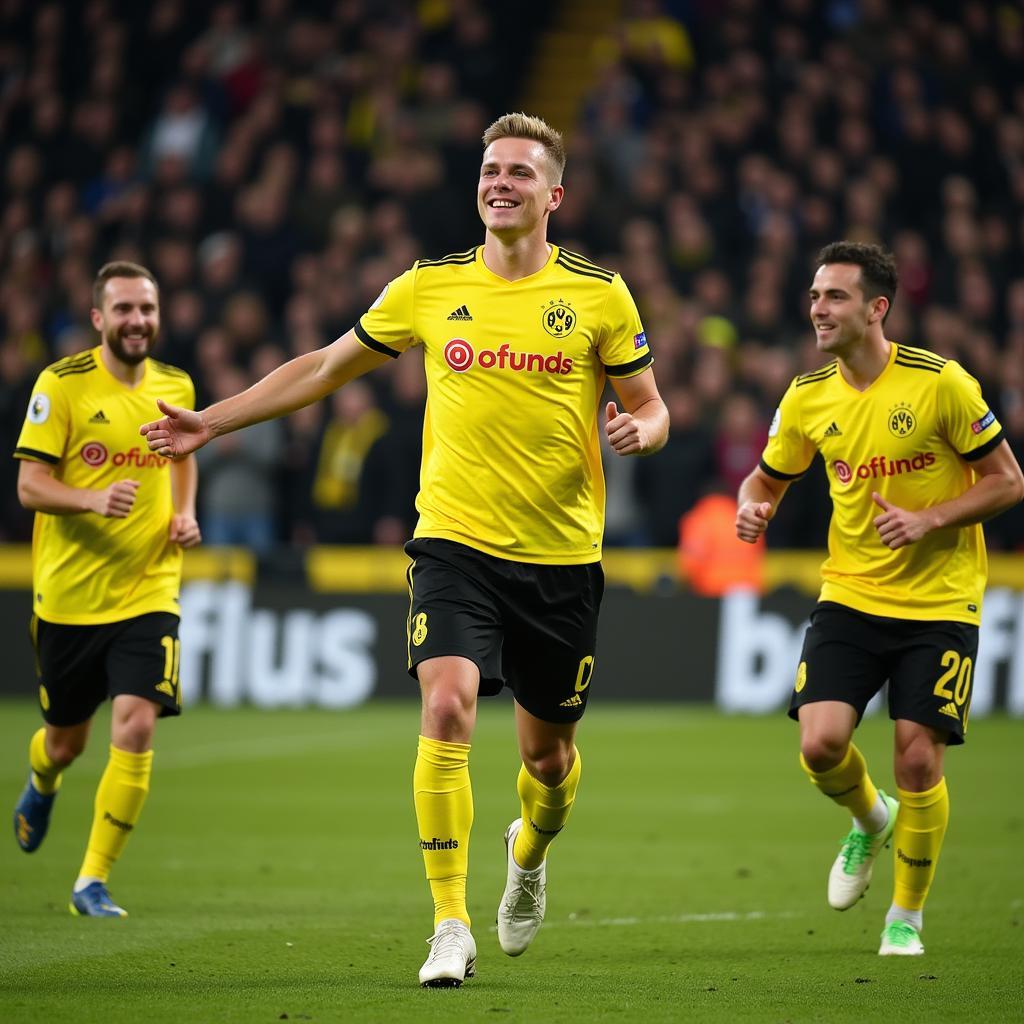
[17,459,140,517]
[871,440,1024,549]
[140,329,391,459]
[606,368,669,456]
[736,465,789,543]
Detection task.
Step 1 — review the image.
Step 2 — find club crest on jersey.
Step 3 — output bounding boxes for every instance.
[541,299,575,338]
[888,401,916,438]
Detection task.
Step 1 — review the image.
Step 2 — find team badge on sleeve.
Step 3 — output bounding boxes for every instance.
[971,410,995,434]
[633,331,647,350]
[768,407,781,438]
[27,393,51,424]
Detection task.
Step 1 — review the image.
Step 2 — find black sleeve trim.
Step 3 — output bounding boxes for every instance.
[14,447,60,464]
[961,429,1005,462]
[604,352,654,377]
[759,456,808,481]
[354,321,400,359]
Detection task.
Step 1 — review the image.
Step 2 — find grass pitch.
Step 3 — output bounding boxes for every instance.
[0,699,1021,1023]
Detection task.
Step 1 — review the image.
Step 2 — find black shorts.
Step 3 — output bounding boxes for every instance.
[788,602,977,745]
[404,538,605,724]
[32,612,183,727]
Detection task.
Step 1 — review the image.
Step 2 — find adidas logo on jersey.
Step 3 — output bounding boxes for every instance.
[559,694,583,708]
[937,701,960,720]
[447,305,473,321]
[89,410,110,424]
[823,421,842,437]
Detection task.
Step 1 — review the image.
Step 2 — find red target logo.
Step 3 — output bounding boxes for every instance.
[444,338,475,372]
[833,459,852,484]
[81,442,108,466]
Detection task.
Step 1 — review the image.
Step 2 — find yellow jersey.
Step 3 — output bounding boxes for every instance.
[355,245,653,563]
[14,347,195,625]
[760,343,1004,624]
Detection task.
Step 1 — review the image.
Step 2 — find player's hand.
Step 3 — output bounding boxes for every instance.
[140,400,211,459]
[871,492,932,549]
[92,479,140,518]
[605,401,649,455]
[735,500,772,543]
[169,513,202,548]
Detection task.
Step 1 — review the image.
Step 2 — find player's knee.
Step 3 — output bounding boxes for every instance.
[522,745,573,786]
[47,736,86,766]
[894,741,942,791]
[799,734,847,773]
[421,688,475,739]
[111,716,156,753]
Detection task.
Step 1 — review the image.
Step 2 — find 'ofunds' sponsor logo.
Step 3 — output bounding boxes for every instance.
[444,339,573,375]
[81,444,166,468]
[832,452,936,485]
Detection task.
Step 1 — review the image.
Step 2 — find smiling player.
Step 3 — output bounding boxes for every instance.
[736,241,1023,956]
[139,113,668,986]
[13,261,200,917]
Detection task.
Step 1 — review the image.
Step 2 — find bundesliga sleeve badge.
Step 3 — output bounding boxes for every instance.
[27,393,51,424]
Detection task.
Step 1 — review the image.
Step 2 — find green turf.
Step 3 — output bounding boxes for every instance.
[1,700,1021,1023]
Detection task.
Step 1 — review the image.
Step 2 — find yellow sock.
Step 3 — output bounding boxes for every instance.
[29,727,62,795]
[78,746,153,883]
[413,735,473,928]
[892,778,949,911]
[513,749,582,870]
[800,743,879,821]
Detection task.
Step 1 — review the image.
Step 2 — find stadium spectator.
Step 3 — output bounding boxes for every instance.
[195,363,283,551]
[1,0,1023,550]
[678,481,764,597]
[309,379,390,544]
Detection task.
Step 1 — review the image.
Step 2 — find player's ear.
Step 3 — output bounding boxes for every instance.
[547,184,564,213]
[869,295,889,324]
[90,307,104,332]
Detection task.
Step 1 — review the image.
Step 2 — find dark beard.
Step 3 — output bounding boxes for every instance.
[105,327,154,366]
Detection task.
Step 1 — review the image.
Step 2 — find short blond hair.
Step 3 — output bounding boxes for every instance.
[482,112,566,184]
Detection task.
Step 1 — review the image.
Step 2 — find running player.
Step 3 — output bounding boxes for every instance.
[736,241,1023,955]
[139,112,668,984]
[13,261,200,917]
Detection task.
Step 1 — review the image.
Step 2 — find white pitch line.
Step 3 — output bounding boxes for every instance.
[156,729,381,769]
[489,910,800,932]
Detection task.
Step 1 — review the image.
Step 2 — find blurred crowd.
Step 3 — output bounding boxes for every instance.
[2,0,1023,553]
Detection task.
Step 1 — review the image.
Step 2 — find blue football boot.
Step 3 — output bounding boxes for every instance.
[70,881,128,918]
[13,774,57,852]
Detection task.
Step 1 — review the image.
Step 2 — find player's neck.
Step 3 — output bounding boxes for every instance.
[481,232,552,281]
[836,335,891,391]
[100,344,146,387]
